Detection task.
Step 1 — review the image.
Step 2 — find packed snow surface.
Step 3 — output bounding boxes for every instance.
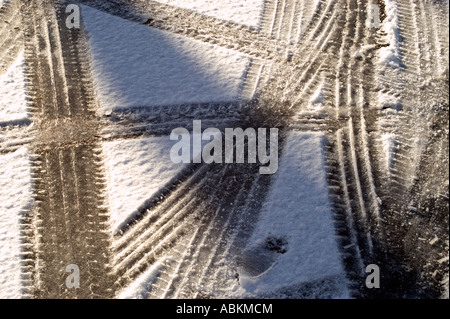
[378,0,401,68]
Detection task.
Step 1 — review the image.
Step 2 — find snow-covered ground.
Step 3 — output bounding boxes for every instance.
[0,51,29,126]
[85,2,256,234]
[237,132,349,298]
[0,147,33,299]
[0,0,445,299]
[81,5,250,114]
[88,2,349,298]
[152,0,265,27]
[103,137,186,232]
[103,132,216,232]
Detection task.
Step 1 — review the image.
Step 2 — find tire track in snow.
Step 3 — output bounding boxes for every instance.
[112,164,235,289]
[23,0,443,299]
[167,167,261,298]
[397,0,427,76]
[79,0,286,61]
[104,0,349,295]
[256,1,342,116]
[312,0,388,297]
[20,0,114,298]
[145,166,235,298]
[365,0,449,297]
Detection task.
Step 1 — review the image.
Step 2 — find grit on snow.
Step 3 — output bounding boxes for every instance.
[0,148,33,298]
[81,5,250,114]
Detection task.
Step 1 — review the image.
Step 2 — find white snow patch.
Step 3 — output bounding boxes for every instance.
[102,136,187,232]
[376,90,402,111]
[305,81,327,114]
[380,133,397,173]
[0,147,33,299]
[152,0,265,27]
[310,82,325,106]
[378,0,402,68]
[0,51,29,125]
[118,259,165,299]
[238,132,348,298]
[81,5,250,114]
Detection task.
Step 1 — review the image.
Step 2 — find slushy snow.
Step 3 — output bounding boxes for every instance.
[378,0,402,68]
[81,5,250,114]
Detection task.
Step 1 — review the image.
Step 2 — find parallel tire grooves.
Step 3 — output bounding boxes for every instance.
[113,164,213,251]
[21,0,114,298]
[164,165,259,298]
[113,165,230,288]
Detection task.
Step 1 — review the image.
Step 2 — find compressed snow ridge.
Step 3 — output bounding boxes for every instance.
[151,0,265,27]
[380,133,398,175]
[0,147,33,299]
[238,132,349,298]
[378,0,401,68]
[0,51,29,125]
[81,5,250,114]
